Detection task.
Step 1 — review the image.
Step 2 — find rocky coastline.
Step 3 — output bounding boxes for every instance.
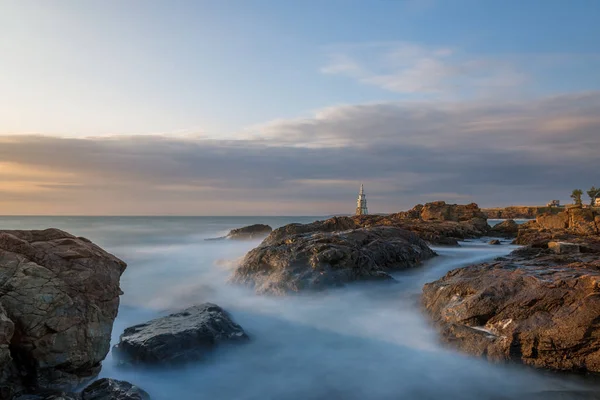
[422,205,600,373]
[3,201,600,398]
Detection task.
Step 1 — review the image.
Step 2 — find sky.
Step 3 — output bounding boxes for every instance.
[1,0,599,215]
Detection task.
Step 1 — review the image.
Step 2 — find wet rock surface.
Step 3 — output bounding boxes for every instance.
[81,378,150,400]
[232,226,437,295]
[422,237,600,372]
[0,229,127,396]
[113,303,248,365]
[14,378,150,400]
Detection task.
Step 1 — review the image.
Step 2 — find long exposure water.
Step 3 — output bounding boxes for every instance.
[1,216,599,399]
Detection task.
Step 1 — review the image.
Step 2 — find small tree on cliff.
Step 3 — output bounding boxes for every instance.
[571,189,583,205]
[587,186,600,206]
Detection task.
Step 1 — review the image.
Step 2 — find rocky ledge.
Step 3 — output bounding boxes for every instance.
[113,303,248,365]
[516,205,599,245]
[264,201,489,247]
[422,236,600,373]
[0,229,127,397]
[232,226,436,295]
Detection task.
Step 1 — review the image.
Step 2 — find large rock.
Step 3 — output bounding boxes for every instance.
[13,378,149,400]
[81,378,149,400]
[113,303,248,365]
[0,229,126,394]
[422,242,600,372]
[226,224,272,240]
[232,226,436,295]
[482,206,562,219]
[264,202,489,247]
[516,207,599,246]
[490,219,519,237]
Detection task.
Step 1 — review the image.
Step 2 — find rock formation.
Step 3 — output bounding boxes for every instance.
[113,303,248,365]
[0,229,127,397]
[489,219,519,238]
[81,378,150,400]
[264,202,489,247]
[232,226,436,295]
[226,224,273,240]
[482,206,562,219]
[515,205,599,245]
[422,238,600,373]
[14,378,149,400]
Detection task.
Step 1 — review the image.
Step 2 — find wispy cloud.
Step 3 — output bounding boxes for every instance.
[1,92,599,214]
[321,42,527,96]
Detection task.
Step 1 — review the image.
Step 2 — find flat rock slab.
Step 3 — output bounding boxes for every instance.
[232,226,437,295]
[113,303,248,366]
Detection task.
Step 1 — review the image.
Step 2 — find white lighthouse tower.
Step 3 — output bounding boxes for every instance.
[355,184,368,215]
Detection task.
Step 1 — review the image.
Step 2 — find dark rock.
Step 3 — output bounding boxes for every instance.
[13,391,80,400]
[490,219,519,238]
[226,224,273,240]
[0,229,127,393]
[488,239,501,245]
[232,226,436,295]
[422,240,600,373]
[81,378,150,400]
[113,303,248,365]
[264,202,489,247]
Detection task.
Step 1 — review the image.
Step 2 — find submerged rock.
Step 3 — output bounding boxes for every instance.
[226,224,272,240]
[0,229,127,394]
[113,303,248,365]
[81,378,150,400]
[488,239,501,245]
[232,226,437,295]
[422,240,600,373]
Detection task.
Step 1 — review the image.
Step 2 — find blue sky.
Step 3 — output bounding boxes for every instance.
[1,0,599,214]
[2,0,599,136]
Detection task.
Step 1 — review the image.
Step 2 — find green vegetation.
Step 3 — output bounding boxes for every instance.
[571,189,583,205]
[587,186,600,206]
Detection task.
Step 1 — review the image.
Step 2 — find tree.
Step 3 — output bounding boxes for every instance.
[571,189,583,205]
[588,186,600,206]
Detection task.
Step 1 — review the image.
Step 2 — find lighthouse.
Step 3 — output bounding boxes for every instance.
[355,184,368,215]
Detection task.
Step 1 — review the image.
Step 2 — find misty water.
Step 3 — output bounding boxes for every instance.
[1,216,599,399]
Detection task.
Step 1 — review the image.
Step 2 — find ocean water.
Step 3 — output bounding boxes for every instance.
[0,216,598,400]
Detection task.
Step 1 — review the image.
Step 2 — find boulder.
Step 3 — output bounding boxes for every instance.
[232,226,436,295]
[113,303,248,365]
[490,219,519,237]
[422,243,600,372]
[548,241,580,254]
[0,229,127,394]
[81,378,150,400]
[226,224,273,240]
[13,379,149,400]
[536,212,569,230]
[488,239,501,245]
[417,201,486,222]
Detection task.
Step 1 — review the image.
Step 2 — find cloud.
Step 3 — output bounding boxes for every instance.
[321,42,528,96]
[1,92,599,215]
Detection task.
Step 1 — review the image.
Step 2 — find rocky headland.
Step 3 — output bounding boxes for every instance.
[205,224,273,241]
[231,202,490,294]
[423,205,600,373]
[0,229,129,398]
[232,226,436,295]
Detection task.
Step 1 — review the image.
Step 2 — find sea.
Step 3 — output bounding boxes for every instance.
[0,216,598,400]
